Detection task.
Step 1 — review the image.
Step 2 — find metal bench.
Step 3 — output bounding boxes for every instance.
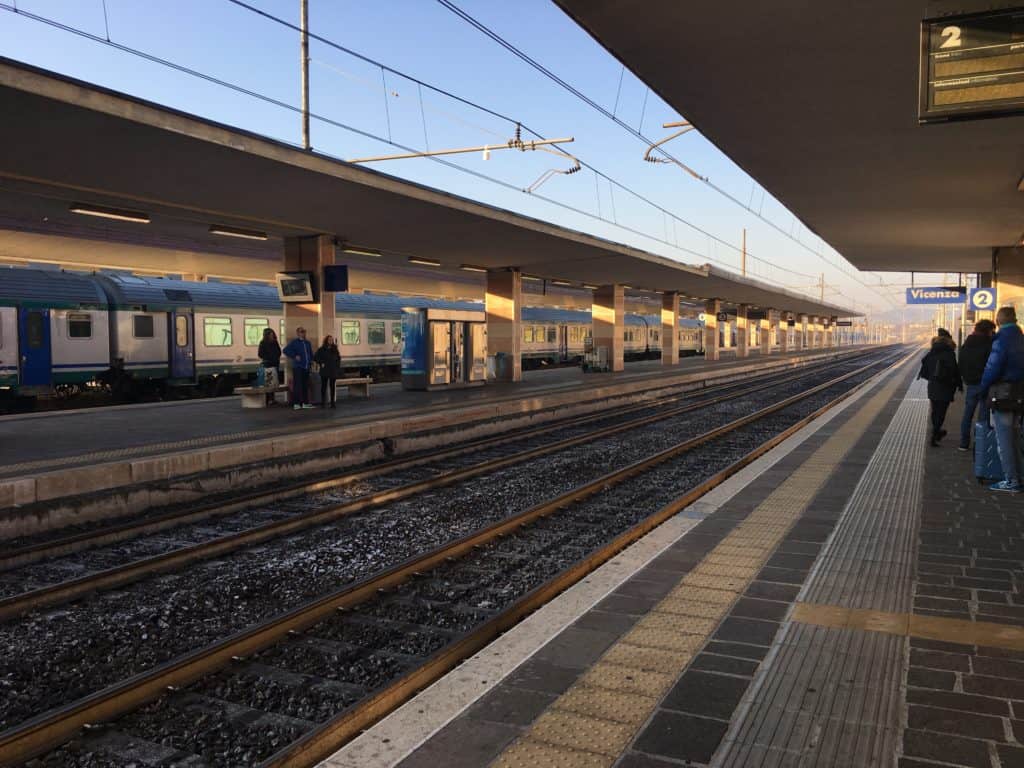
[236,384,289,409]
[335,377,372,398]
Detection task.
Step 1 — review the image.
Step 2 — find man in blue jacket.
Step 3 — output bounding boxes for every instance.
[979,307,1024,492]
[282,327,314,411]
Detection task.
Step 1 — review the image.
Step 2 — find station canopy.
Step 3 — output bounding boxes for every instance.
[555,0,1024,274]
[0,57,851,317]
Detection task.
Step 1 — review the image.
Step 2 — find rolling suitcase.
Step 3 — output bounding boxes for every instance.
[308,369,322,405]
[975,421,1003,484]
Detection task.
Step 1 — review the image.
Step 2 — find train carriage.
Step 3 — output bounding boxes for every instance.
[0,268,110,396]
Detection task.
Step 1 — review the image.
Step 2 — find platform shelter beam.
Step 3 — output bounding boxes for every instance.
[661,291,680,366]
[486,269,522,382]
[593,284,624,372]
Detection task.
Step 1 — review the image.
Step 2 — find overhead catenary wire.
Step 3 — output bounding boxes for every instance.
[433,0,896,309]
[0,1,856,306]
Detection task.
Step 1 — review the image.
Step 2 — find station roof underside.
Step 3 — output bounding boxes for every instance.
[555,0,1024,274]
[0,58,851,317]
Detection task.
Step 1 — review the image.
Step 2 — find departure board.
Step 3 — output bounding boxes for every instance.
[920,8,1024,123]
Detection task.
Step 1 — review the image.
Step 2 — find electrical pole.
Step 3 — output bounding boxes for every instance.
[300,0,310,150]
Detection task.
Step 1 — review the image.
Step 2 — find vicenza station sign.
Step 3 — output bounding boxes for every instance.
[906,287,967,305]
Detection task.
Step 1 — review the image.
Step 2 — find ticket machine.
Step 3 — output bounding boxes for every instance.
[401,307,487,390]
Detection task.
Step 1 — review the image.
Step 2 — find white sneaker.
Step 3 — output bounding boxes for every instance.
[293,404,301,410]
[302,403,314,409]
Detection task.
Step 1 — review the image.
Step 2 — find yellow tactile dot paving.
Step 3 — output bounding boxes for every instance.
[554,685,658,726]
[602,642,690,674]
[621,625,707,652]
[642,612,719,635]
[491,738,609,768]
[579,661,675,697]
[664,585,737,605]
[529,710,636,756]
[679,573,748,591]
[654,597,722,618]
[489,370,907,768]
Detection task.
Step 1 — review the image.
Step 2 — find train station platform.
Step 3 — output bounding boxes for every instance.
[324,352,1024,768]
[0,346,859,529]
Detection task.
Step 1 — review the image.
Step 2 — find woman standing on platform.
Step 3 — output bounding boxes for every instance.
[257,328,282,406]
[314,335,342,409]
[919,328,962,447]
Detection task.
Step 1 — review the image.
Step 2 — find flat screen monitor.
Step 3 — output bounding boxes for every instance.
[275,272,315,302]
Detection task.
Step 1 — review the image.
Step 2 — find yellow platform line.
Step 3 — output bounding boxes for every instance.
[791,602,1024,651]
[489,365,909,767]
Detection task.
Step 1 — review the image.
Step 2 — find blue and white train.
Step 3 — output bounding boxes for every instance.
[0,269,704,400]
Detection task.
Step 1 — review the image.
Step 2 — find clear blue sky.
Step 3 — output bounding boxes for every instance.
[0,0,928,315]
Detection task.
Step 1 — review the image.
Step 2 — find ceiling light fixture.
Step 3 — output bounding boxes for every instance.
[522,274,542,282]
[550,279,573,286]
[69,203,150,223]
[459,264,488,273]
[341,245,382,257]
[583,284,599,290]
[209,224,268,241]
[408,257,441,267]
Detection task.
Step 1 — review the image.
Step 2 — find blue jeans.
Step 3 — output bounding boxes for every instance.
[960,384,991,447]
[992,409,1022,485]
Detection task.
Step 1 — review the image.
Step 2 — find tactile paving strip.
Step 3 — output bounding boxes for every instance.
[714,378,927,768]
[491,363,909,768]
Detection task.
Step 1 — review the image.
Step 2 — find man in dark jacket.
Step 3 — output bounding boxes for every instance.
[957,319,996,450]
[282,327,314,411]
[979,307,1024,492]
[919,331,962,447]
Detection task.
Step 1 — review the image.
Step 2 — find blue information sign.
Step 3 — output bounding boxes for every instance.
[968,287,997,312]
[905,286,966,305]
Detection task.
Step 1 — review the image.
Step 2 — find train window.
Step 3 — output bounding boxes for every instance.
[523,327,534,343]
[203,317,233,347]
[244,318,269,346]
[341,320,360,345]
[133,315,155,339]
[68,313,92,339]
[392,322,403,345]
[367,321,386,345]
[176,316,188,347]
[546,326,557,343]
[26,311,44,348]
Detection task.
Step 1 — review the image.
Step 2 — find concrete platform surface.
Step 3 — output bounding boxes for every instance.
[322,350,1024,768]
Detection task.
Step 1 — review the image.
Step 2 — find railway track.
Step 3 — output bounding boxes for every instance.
[0,350,884,621]
[3,347,909,767]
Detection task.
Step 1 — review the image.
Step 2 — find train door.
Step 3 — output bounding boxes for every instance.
[450,322,465,383]
[18,307,51,387]
[559,325,568,361]
[170,310,195,380]
[429,321,451,386]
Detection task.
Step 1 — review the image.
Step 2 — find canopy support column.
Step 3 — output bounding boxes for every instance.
[486,269,522,382]
[283,234,335,344]
[593,284,625,372]
[736,304,749,358]
[661,291,680,366]
[704,299,720,362]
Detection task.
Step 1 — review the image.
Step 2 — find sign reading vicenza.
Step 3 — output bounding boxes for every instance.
[906,286,967,305]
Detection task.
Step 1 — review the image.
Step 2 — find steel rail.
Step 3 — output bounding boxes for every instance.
[0,352,882,621]
[0,349,875,574]
[0,349,907,767]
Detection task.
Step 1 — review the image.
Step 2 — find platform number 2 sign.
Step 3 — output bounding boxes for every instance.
[969,288,996,311]
[940,26,962,49]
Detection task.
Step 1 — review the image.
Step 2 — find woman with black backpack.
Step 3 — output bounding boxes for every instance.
[919,328,963,447]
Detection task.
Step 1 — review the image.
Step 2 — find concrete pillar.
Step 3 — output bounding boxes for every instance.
[704,299,720,362]
[283,234,335,344]
[736,304,749,358]
[812,316,822,348]
[828,315,838,347]
[486,269,522,382]
[778,311,790,354]
[661,291,680,366]
[798,314,809,350]
[593,284,625,372]
[760,311,772,356]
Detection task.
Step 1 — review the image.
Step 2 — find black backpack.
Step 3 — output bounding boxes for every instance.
[932,354,955,385]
